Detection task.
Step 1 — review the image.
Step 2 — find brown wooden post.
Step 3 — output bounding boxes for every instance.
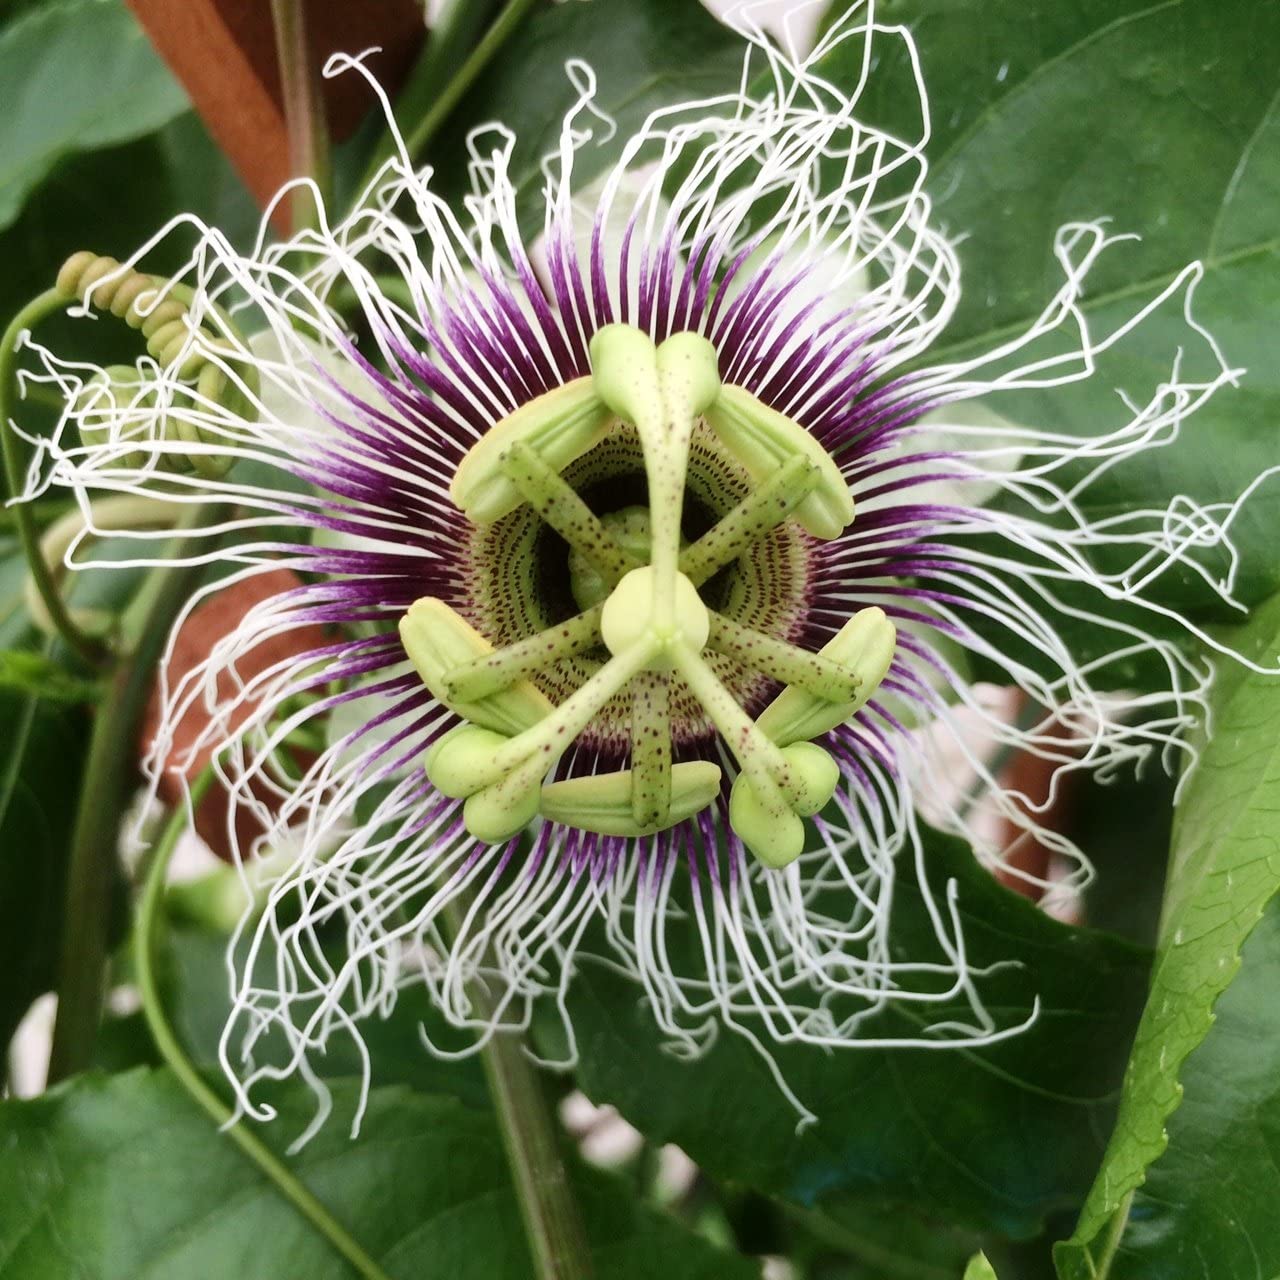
[125,0,425,227]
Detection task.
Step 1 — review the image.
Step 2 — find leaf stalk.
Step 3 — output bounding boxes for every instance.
[445,898,594,1279]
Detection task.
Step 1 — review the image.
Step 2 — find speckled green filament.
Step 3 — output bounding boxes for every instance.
[630,672,672,828]
[706,612,861,702]
[499,440,640,587]
[679,454,820,586]
[445,607,605,703]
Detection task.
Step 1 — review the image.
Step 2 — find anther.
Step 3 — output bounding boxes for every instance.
[540,761,722,837]
[450,378,612,523]
[703,383,854,540]
[423,640,656,809]
[399,598,554,735]
[756,608,896,747]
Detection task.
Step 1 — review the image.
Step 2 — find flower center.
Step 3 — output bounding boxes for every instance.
[462,429,817,755]
[399,325,896,867]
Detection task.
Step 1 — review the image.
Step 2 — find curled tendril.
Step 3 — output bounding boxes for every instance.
[0,250,263,661]
[55,251,255,479]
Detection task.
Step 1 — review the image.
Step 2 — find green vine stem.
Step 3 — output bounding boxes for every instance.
[358,0,542,193]
[270,0,331,234]
[444,900,595,1280]
[0,289,106,666]
[46,521,216,1080]
[406,0,539,160]
[136,772,395,1280]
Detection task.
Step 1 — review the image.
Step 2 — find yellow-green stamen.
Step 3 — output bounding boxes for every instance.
[401,324,896,866]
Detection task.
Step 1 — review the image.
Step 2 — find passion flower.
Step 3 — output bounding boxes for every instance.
[21,8,1257,1134]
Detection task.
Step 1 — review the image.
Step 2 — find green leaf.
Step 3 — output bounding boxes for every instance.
[787,1197,980,1280]
[0,0,188,230]
[0,1070,754,1279]
[0,686,88,1051]
[965,1254,999,1280]
[429,0,743,234]
[156,113,262,252]
[560,828,1151,1240]
[1056,592,1280,1277]
[1102,894,1280,1278]
[854,0,1280,612]
[1071,768,1176,945]
[0,648,102,702]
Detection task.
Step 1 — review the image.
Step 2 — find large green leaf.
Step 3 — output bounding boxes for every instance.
[1056,592,1280,1276]
[561,829,1151,1240]
[429,0,743,235]
[1104,895,1280,1278]
[0,0,188,231]
[151,922,489,1114]
[0,1070,753,1279]
[852,0,1280,612]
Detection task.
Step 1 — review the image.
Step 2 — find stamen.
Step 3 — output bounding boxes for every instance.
[755,608,897,747]
[450,377,612,523]
[406,324,895,861]
[426,639,656,800]
[399,598,553,736]
[706,612,861,702]
[630,672,672,828]
[539,761,722,837]
[671,638,799,810]
[445,606,604,702]
[704,383,855,540]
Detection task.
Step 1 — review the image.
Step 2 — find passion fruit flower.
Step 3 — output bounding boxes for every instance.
[19,7,1258,1135]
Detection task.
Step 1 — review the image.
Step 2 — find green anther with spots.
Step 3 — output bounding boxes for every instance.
[397,323,896,867]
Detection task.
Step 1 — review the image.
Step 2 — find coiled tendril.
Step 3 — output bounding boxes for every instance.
[0,250,262,661]
[57,251,254,479]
